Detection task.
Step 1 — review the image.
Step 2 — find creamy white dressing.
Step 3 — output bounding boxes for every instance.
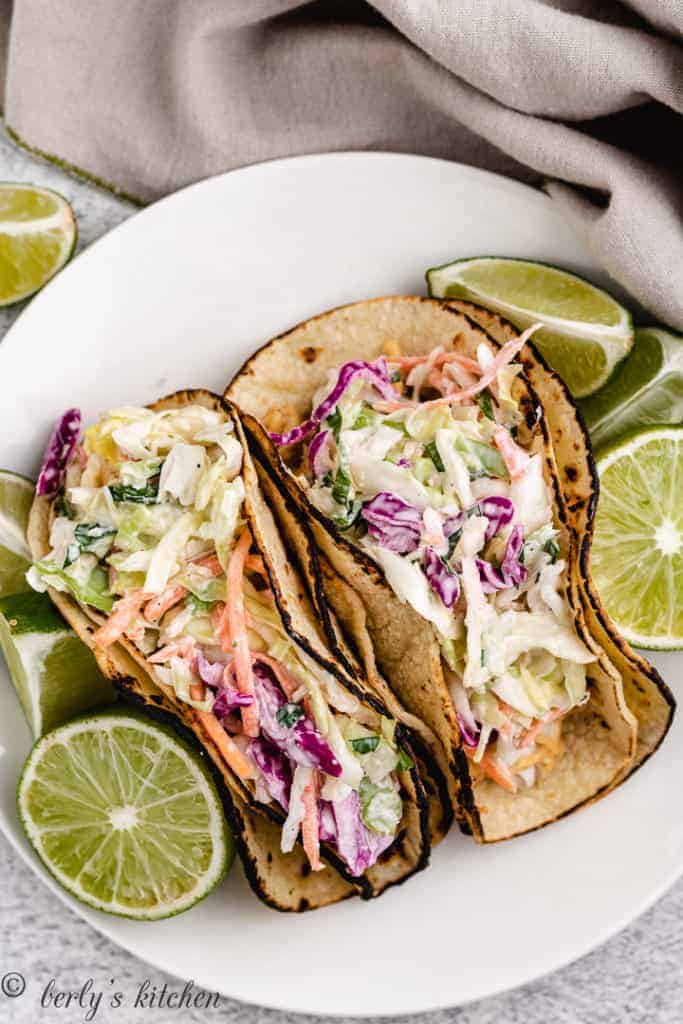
[300,346,597,792]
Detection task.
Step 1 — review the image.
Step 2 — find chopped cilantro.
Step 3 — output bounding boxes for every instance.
[276,703,305,728]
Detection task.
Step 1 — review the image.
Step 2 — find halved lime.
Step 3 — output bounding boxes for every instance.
[592,426,683,649]
[580,327,683,450]
[0,469,34,597]
[18,709,232,919]
[426,257,633,397]
[0,184,77,305]
[0,591,114,737]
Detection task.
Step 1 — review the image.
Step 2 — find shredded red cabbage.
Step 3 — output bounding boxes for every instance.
[253,664,342,777]
[195,651,228,689]
[423,547,460,608]
[308,429,333,478]
[444,497,514,545]
[36,408,82,497]
[213,687,254,718]
[270,359,399,447]
[361,492,422,554]
[332,790,393,876]
[443,511,465,537]
[476,525,527,592]
[249,667,397,874]
[478,496,514,540]
[249,737,292,810]
[318,801,337,843]
[456,713,480,748]
[502,525,526,578]
[195,653,254,717]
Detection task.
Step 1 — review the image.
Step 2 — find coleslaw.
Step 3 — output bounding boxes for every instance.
[273,330,595,793]
[29,402,410,875]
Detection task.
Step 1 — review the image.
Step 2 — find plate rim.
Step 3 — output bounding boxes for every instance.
[4,812,681,1017]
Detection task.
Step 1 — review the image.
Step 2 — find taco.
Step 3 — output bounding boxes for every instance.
[227,296,673,842]
[26,389,432,909]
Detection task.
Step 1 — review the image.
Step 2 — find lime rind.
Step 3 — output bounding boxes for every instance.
[0,468,35,489]
[0,470,34,555]
[0,592,114,736]
[596,423,683,473]
[0,472,114,733]
[0,615,68,736]
[593,425,683,650]
[0,591,68,634]
[17,710,231,919]
[0,184,77,307]
[426,256,634,397]
[426,257,631,338]
[582,327,683,451]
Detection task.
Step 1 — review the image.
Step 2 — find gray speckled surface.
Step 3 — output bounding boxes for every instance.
[1,126,682,1024]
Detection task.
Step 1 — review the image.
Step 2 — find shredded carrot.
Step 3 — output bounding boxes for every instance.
[493,428,530,480]
[92,590,151,648]
[222,662,238,687]
[148,638,195,663]
[144,583,187,623]
[463,744,517,793]
[189,681,255,780]
[301,770,323,870]
[519,719,544,750]
[374,398,417,413]
[144,553,224,622]
[426,368,455,396]
[519,708,569,749]
[442,360,479,392]
[496,698,519,719]
[217,529,259,737]
[391,351,484,374]
[419,324,540,409]
[190,553,222,573]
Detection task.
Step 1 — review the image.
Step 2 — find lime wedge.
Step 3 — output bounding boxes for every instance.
[592,427,683,649]
[18,709,232,919]
[580,327,683,450]
[0,591,114,737]
[0,184,77,305]
[0,469,34,597]
[426,257,633,397]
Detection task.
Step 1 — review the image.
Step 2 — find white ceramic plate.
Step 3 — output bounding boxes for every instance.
[0,153,680,1017]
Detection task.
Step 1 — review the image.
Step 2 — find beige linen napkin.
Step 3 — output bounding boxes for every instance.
[2,1,681,326]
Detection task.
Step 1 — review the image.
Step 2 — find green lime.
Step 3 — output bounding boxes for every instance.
[0,469,34,597]
[18,709,232,919]
[0,184,77,305]
[580,327,683,450]
[426,257,633,397]
[592,426,683,650]
[0,591,114,737]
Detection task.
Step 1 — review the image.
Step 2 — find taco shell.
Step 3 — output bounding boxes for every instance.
[226,297,673,842]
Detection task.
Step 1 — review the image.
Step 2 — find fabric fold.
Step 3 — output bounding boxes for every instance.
[0,0,680,326]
